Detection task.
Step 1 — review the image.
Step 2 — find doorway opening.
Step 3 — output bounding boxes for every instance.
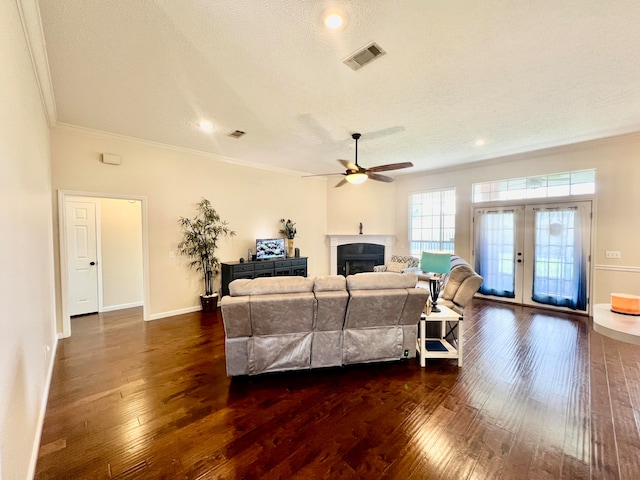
[59,191,149,338]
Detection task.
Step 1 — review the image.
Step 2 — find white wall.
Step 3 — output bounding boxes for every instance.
[50,126,329,326]
[394,134,640,304]
[99,198,143,310]
[0,1,57,478]
[326,179,396,235]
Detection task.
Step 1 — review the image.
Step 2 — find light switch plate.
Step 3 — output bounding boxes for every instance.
[605,250,621,259]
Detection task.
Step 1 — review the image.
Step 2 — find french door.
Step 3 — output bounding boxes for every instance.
[473,201,591,313]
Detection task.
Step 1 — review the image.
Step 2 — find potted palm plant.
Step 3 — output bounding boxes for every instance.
[178,198,235,312]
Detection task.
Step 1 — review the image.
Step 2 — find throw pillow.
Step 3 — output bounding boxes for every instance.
[386,261,408,273]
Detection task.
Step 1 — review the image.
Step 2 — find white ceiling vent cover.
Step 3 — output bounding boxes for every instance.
[228,130,246,138]
[343,42,386,71]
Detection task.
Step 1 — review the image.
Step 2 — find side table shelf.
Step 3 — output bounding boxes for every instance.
[416,305,464,367]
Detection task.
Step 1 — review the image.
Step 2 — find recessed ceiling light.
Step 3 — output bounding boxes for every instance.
[474,138,486,146]
[199,120,214,133]
[324,13,344,29]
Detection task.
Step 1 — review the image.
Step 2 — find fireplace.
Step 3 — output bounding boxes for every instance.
[328,235,395,275]
[337,243,385,277]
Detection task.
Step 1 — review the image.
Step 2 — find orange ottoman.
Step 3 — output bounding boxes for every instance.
[611,293,640,316]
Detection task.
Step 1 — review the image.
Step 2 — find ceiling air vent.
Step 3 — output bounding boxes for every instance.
[343,42,386,71]
[228,130,246,138]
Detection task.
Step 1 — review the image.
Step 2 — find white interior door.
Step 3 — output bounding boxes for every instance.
[66,201,99,315]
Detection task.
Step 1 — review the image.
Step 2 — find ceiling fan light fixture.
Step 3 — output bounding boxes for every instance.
[345,173,368,184]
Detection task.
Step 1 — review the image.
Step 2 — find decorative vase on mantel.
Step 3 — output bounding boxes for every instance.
[287,238,294,258]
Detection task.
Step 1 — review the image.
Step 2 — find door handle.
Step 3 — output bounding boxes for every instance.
[90,261,96,266]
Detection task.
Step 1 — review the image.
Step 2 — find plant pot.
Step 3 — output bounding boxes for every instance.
[287,238,294,258]
[200,293,218,313]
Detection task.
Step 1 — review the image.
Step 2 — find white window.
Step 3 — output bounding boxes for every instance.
[409,188,456,256]
[472,169,595,203]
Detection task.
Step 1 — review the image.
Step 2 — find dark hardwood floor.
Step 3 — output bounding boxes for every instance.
[35,299,640,479]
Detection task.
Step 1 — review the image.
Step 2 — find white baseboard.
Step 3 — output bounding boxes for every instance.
[100,301,144,312]
[28,336,59,480]
[146,305,202,321]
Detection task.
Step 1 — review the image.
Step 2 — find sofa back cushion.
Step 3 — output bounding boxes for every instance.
[346,272,418,290]
[314,275,346,292]
[229,276,314,296]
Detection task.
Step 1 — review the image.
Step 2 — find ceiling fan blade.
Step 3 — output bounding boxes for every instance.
[361,126,405,140]
[302,172,344,177]
[338,159,358,171]
[367,172,395,183]
[366,162,414,173]
[334,178,348,188]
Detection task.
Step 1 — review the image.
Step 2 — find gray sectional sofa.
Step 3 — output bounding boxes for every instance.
[220,273,429,376]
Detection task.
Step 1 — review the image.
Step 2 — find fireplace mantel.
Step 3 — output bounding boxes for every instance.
[327,234,395,275]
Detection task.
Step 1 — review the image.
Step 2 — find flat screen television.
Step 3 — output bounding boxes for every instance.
[255,238,286,260]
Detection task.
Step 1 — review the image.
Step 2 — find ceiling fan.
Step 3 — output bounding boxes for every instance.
[307,133,413,187]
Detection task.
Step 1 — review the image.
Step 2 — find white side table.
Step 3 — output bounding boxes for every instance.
[417,304,464,367]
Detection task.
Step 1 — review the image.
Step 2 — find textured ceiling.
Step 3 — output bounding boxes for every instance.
[38,0,640,178]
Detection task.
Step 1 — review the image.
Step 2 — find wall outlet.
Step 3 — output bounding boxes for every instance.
[605,250,621,259]
[169,251,175,258]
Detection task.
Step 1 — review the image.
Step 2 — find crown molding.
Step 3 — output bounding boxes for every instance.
[396,130,640,179]
[16,0,57,127]
[53,123,315,179]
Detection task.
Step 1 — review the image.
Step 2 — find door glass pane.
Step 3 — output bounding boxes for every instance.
[531,207,587,310]
[475,210,516,298]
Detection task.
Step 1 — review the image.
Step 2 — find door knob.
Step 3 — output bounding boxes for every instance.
[90,261,96,266]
